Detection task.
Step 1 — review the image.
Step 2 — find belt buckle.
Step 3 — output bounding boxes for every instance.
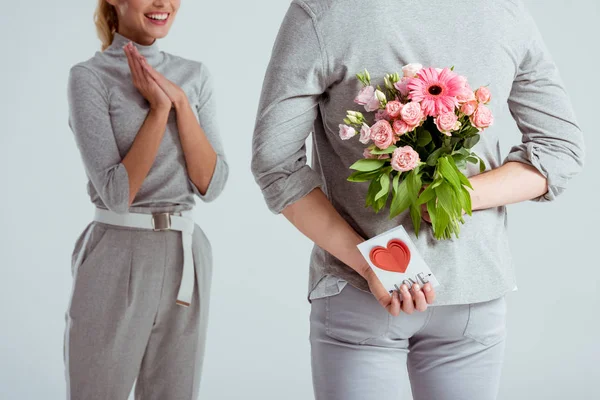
[151,212,171,231]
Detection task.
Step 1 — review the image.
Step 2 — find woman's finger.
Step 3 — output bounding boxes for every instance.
[132,46,161,81]
[124,45,140,86]
[400,284,415,314]
[412,284,428,312]
[129,46,147,85]
[422,282,436,304]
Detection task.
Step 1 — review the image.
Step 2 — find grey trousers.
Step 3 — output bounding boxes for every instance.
[310,284,507,400]
[63,220,213,400]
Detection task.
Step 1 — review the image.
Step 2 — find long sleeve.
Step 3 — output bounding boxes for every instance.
[67,65,130,213]
[504,5,585,202]
[251,1,327,214]
[189,64,229,202]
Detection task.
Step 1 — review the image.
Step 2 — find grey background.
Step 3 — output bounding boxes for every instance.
[0,1,598,399]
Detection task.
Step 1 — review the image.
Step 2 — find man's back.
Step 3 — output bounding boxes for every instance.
[251,0,584,304]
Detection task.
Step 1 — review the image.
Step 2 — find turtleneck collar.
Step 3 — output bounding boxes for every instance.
[104,32,161,62]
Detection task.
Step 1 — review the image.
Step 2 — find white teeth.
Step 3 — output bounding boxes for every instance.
[147,13,168,21]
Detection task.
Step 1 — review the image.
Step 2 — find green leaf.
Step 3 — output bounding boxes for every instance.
[430,177,443,189]
[365,178,381,207]
[463,135,481,149]
[410,204,422,238]
[375,173,390,201]
[390,178,411,218]
[438,157,462,192]
[463,125,480,137]
[433,205,450,240]
[347,170,381,182]
[426,148,444,166]
[417,130,432,147]
[417,185,436,205]
[370,145,397,155]
[447,159,473,189]
[349,159,386,171]
[435,182,458,218]
[452,153,466,164]
[466,156,478,164]
[405,171,417,199]
[458,147,471,156]
[412,169,422,196]
[375,189,389,212]
[461,187,473,215]
[478,156,487,173]
[426,197,437,230]
[393,172,400,193]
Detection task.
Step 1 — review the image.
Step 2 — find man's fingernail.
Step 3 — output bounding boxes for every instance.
[413,284,420,291]
[425,285,431,292]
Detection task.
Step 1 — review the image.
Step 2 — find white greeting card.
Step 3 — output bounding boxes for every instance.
[357,225,440,293]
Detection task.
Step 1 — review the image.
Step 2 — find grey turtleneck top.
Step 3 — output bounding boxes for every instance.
[251,0,585,305]
[67,32,228,215]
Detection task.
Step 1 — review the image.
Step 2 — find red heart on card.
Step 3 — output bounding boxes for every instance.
[369,239,412,273]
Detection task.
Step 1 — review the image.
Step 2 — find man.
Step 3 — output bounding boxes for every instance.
[251,1,584,398]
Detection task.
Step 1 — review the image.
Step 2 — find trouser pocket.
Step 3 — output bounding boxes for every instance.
[463,296,507,346]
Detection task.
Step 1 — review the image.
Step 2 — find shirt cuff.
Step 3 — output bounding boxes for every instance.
[188,155,229,203]
[261,165,323,214]
[99,162,130,213]
[503,142,566,202]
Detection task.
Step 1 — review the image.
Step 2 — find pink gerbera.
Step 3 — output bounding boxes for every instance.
[407,67,463,117]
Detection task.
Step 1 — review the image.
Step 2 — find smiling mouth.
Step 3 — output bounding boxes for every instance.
[145,12,170,24]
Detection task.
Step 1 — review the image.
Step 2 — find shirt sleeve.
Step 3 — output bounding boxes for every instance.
[251,1,327,214]
[188,64,230,202]
[67,65,130,213]
[503,5,585,202]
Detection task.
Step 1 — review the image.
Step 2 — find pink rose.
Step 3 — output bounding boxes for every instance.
[391,146,420,172]
[392,119,411,136]
[457,85,476,104]
[370,120,395,149]
[394,77,412,97]
[375,109,391,121]
[359,123,371,144]
[400,102,424,127]
[435,112,460,136]
[385,101,403,118]
[470,105,494,130]
[338,124,356,140]
[475,86,492,104]
[402,63,423,78]
[460,100,478,116]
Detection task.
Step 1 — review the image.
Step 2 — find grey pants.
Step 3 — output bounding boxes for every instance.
[63,220,213,400]
[310,284,507,400]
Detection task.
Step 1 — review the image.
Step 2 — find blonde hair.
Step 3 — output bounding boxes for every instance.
[94,1,119,51]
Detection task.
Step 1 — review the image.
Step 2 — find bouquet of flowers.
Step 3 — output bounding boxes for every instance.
[339,64,494,240]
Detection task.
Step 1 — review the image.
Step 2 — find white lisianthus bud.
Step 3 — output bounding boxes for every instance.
[375,89,387,103]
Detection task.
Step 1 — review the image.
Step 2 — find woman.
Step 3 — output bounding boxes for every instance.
[251,1,584,399]
[64,1,228,398]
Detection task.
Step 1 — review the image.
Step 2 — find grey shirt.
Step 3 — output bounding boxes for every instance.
[251,0,585,305]
[68,32,228,216]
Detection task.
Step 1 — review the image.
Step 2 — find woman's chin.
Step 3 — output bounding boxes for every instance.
[142,22,172,39]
